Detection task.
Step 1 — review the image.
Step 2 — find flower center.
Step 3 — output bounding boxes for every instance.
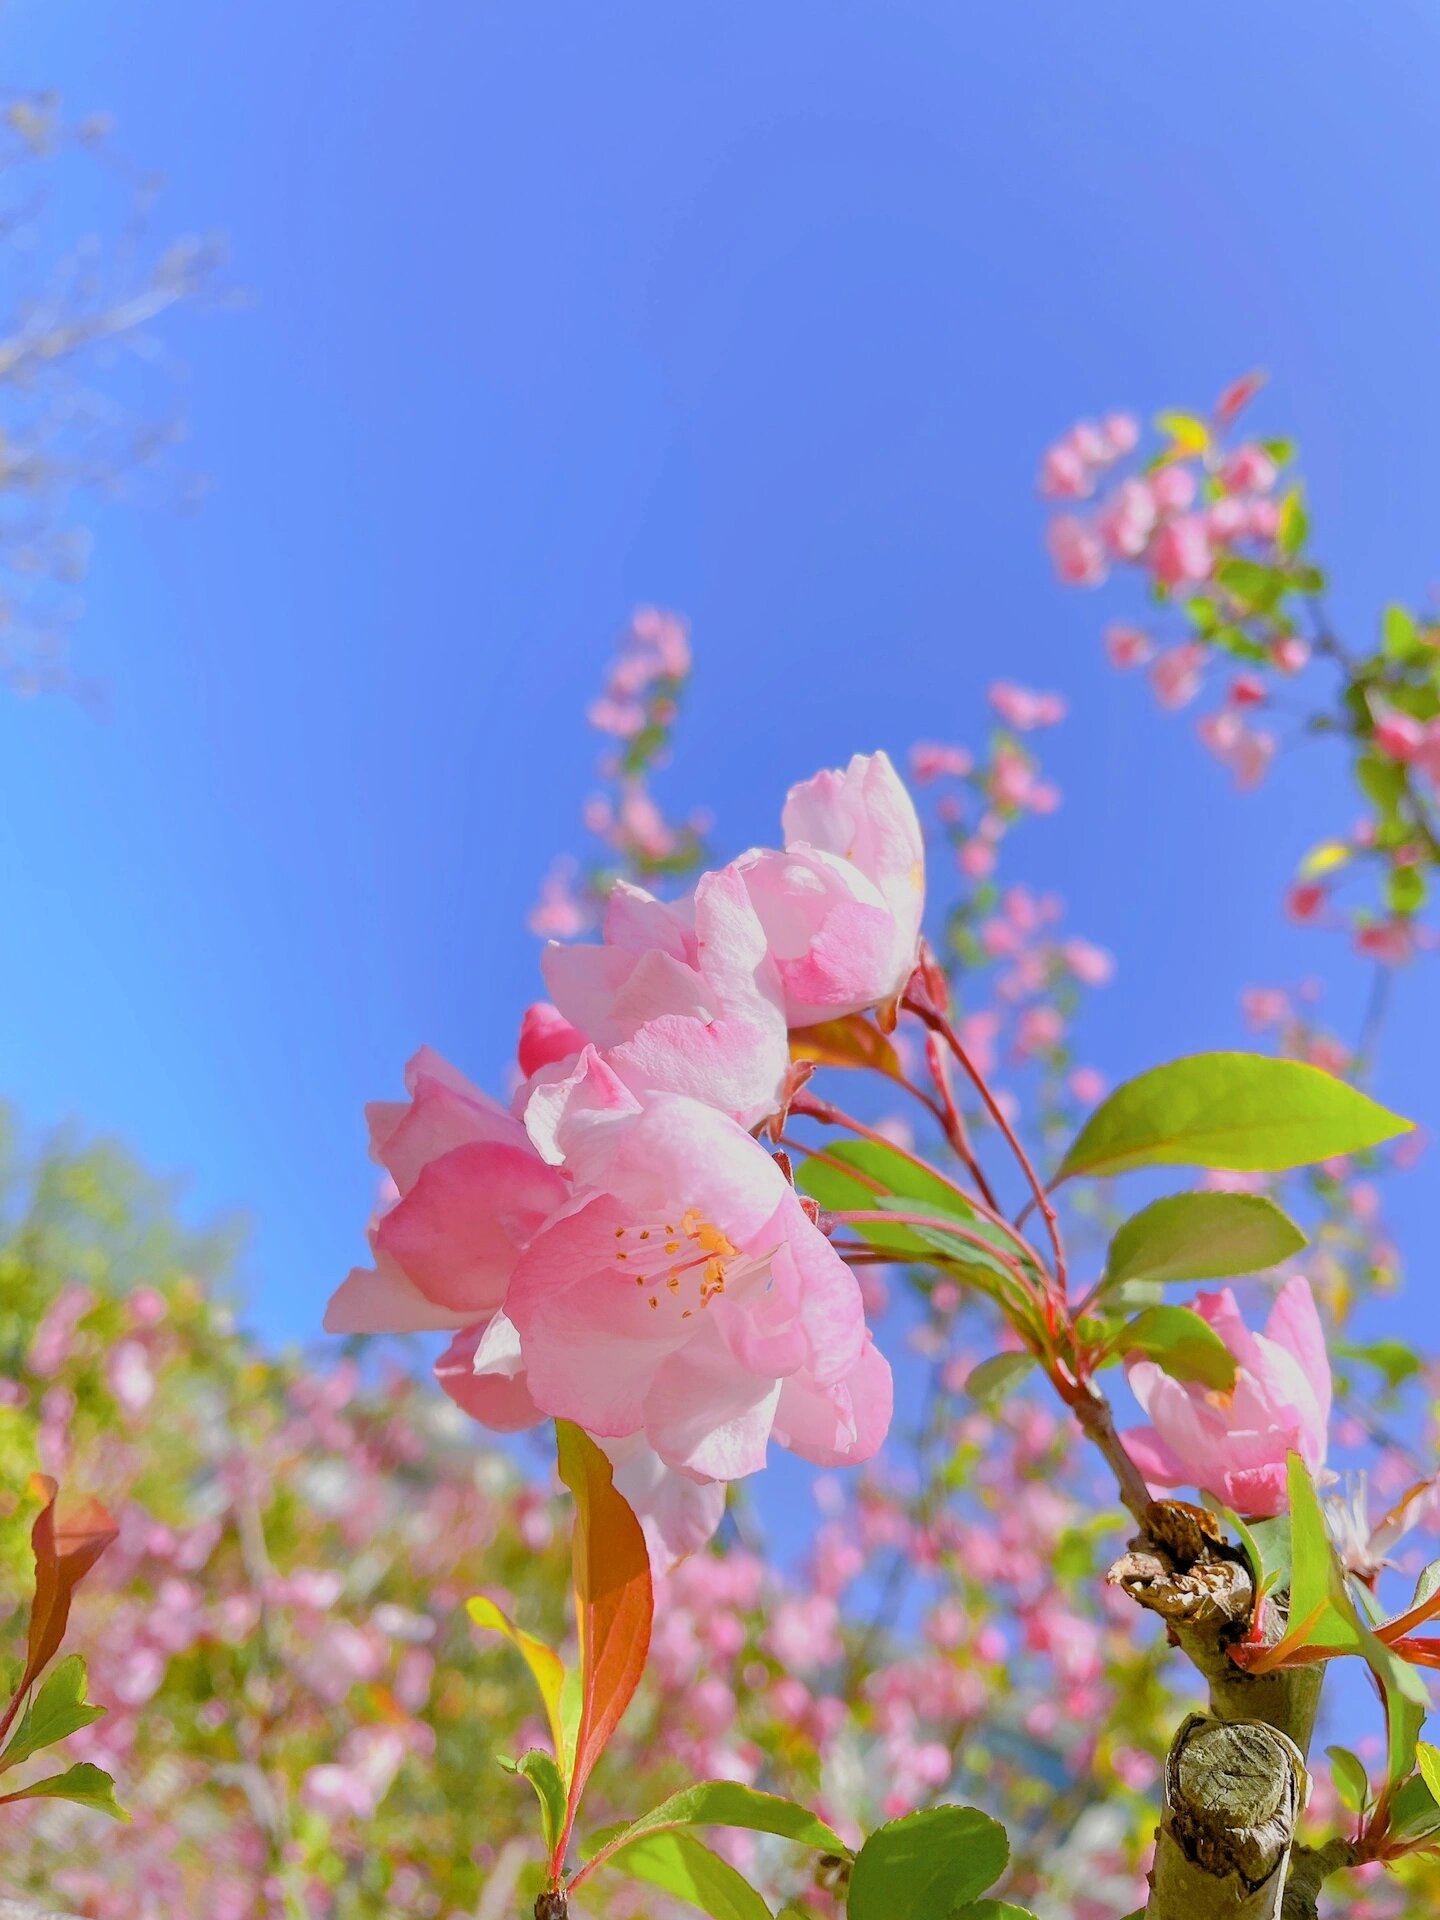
[612,1209,750,1319]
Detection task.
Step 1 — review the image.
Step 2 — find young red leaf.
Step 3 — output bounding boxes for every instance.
[552,1421,653,1877]
[789,1013,903,1079]
[0,1477,117,1747]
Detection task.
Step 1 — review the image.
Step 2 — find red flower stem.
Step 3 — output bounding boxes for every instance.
[920,1032,1000,1213]
[789,1091,1046,1278]
[903,990,1068,1295]
[831,1210,1048,1323]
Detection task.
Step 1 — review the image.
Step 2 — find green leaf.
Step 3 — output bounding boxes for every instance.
[1104,1192,1306,1289]
[1277,488,1308,557]
[1053,1052,1411,1184]
[1155,411,1209,454]
[1326,1745,1370,1813]
[1374,1639,1430,1791]
[1334,1339,1424,1391]
[1417,1744,1440,1809]
[1201,1495,1276,1599]
[1216,556,1288,613]
[1264,1454,1365,1664]
[950,1907,1036,1920]
[1383,604,1426,663]
[1246,1514,1293,1597]
[0,1761,127,1820]
[1413,1559,1440,1613]
[1249,1459,1427,1789]
[598,1829,772,1920]
[585,1780,847,1861]
[964,1353,1036,1409]
[848,1806,1007,1920]
[1120,1305,1237,1390]
[1357,752,1408,820]
[872,1196,1038,1309]
[795,1143,1042,1317]
[0,1655,104,1772]
[498,1749,566,1857]
[795,1142,995,1266]
[1386,863,1426,918]
[1388,1767,1440,1840]
[466,1596,569,1770]
[1299,839,1351,879]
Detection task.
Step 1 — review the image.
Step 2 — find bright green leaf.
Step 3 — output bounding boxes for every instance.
[598,1829,772,1920]
[466,1596,569,1770]
[1417,1744,1440,1809]
[1278,488,1308,557]
[1053,1052,1411,1184]
[1246,1514,1293,1598]
[0,1655,104,1773]
[1155,411,1209,455]
[1104,1192,1306,1290]
[498,1749,566,1858]
[1299,840,1351,879]
[1250,1460,1426,1789]
[584,1780,847,1862]
[1387,863,1426,918]
[872,1196,1038,1310]
[1334,1339,1424,1391]
[1388,1767,1440,1840]
[1383,604,1426,663]
[1216,556,1288,612]
[848,1806,1007,1920]
[1372,1635,1430,1791]
[0,1761,127,1821]
[795,1142,1008,1276]
[949,1906,1037,1920]
[1262,1454,1365,1665]
[1413,1560,1440,1613]
[1326,1745,1370,1814]
[1120,1305,1237,1390]
[964,1353,1036,1409]
[1357,753,1408,819]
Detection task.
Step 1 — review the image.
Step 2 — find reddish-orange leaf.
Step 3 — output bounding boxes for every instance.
[1385,1637,1440,1669]
[790,1014,903,1079]
[1376,1580,1440,1648]
[552,1422,653,1876]
[0,1475,118,1744]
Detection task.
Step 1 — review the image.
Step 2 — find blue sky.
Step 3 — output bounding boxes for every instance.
[2,0,1439,1373]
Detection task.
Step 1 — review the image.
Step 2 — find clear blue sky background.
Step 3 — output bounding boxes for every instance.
[2,0,1438,1373]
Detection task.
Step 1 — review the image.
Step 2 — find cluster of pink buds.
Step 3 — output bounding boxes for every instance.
[529,608,710,935]
[1040,375,1307,794]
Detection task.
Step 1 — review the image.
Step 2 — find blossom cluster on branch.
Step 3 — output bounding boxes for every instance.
[9,383,1440,1920]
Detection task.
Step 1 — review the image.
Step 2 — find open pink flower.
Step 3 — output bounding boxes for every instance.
[1148,513,1213,588]
[988,682,1067,732]
[324,1048,570,1336]
[524,864,791,1144]
[434,1311,730,1565]
[1047,513,1107,586]
[506,1053,891,1485]
[1122,1275,1331,1519]
[738,750,925,1027]
[331,1047,892,1566]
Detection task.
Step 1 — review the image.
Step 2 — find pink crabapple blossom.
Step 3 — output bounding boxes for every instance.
[737,748,926,1027]
[1123,1274,1332,1519]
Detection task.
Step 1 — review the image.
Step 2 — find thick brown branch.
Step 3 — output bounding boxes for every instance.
[1145,1714,1307,1920]
[1108,1501,1321,1752]
[1279,1839,1356,1920]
